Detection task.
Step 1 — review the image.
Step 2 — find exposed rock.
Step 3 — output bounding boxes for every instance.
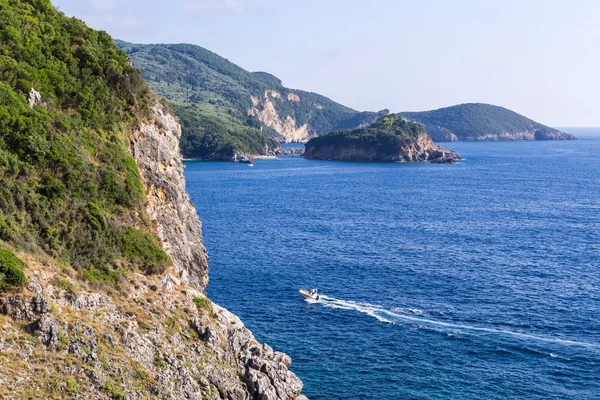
[27,88,45,108]
[30,315,60,347]
[160,273,181,291]
[249,91,314,143]
[131,102,209,290]
[232,153,255,163]
[287,93,300,103]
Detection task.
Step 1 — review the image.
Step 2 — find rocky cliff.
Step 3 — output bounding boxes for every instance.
[304,114,460,163]
[0,1,303,398]
[0,102,305,400]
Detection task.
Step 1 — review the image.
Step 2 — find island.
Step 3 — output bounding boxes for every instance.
[304,114,460,163]
[401,103,577,142]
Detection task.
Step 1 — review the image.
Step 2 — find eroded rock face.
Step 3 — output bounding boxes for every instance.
[131,102,209,290]
[0,270,304,399]
[249,91,314,143]
[27,88,45,108]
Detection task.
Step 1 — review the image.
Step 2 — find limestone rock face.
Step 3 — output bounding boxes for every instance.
[249,90,314,143]
[27,88,45,108]
[131,102,209,290]
[0,99,303,400]
[0,271,304,399]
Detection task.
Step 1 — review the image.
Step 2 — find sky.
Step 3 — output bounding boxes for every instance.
[52,0,600,127]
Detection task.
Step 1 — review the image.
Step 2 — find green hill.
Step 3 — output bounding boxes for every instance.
[0,0,164,277]
[304,114,460,163]
[117,41,383,158]
[401,103,576,141]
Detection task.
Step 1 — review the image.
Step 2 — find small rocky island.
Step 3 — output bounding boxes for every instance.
[304,114,460,163]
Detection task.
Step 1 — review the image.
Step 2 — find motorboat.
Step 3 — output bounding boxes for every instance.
[299,288,320,300]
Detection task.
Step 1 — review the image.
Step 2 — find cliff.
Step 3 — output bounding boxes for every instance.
[117,41,383,148]
[401,103,577,142]
[304,114,460,163]
[0,1,303,399]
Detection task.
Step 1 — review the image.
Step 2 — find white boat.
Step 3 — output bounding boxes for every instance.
[299,288,320,300]
[248,162,255,167]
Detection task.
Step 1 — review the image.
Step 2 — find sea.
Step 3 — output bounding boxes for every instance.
[184,133,600,400]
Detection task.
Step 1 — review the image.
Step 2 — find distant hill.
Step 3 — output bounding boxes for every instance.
[401,103,577,142]
[117,41,382,159]
[304,114,460,163]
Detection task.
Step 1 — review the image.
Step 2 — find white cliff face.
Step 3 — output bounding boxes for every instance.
[249,90,314,143]
[131,102,209,290]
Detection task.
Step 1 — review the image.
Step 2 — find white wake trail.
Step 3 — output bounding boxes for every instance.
[309,294,599,349]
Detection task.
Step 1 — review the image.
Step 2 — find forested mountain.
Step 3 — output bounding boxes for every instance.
[117,41,384,158]
[401,103,577,142]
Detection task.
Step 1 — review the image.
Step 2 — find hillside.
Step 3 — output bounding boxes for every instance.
[117,41,384,156]
[401,103,577,141]
[304,114,460,163]
[0,1,302,398]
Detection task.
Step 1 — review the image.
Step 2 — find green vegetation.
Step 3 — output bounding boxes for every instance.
[306,114,425,154]
[116,41,381,157]
[0,248,26,292]
[0,0,169,281]
[401,103,574,141]
[193,296,214,317]
[55,276,75,295]
[120,227,168,275]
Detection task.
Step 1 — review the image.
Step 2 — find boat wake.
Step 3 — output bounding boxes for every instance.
[308,294,599,349]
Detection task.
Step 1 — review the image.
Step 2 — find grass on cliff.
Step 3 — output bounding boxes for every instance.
[0,248,26,292]
[0,0,169,282]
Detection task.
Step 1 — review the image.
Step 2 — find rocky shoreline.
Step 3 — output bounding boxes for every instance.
[304,115,461,164]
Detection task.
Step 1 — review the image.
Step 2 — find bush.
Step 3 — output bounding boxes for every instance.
[82,266,119,284]
[0,248,26,292]
[119,227,169,275]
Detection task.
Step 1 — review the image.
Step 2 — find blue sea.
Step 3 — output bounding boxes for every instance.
[184,138,600,400]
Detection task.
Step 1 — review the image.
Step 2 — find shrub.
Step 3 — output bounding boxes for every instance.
[119,227,169,275]
[0,248,26,292]
[82,266,119,284]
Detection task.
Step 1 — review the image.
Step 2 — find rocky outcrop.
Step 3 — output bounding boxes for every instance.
[0,268,304,400]
[0,101,304,399]
[249,90,314,143]
[305,134,459,163]
[27,88,45,108]
[413,122,459,142]
[131,101,209,290]
[305,115,460,163]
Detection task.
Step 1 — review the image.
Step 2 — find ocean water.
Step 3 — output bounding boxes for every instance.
[184,139,600,400]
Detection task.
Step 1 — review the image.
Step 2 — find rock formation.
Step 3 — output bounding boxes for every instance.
[304,114,460,163]
[0,102,305,399]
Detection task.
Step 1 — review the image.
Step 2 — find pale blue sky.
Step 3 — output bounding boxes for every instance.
[53,0,600,126]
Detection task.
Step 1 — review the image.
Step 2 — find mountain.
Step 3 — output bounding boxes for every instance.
[116,41,384,158]
[304,114,460,163]
[0,1,303,398]
[400,103,577,142]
